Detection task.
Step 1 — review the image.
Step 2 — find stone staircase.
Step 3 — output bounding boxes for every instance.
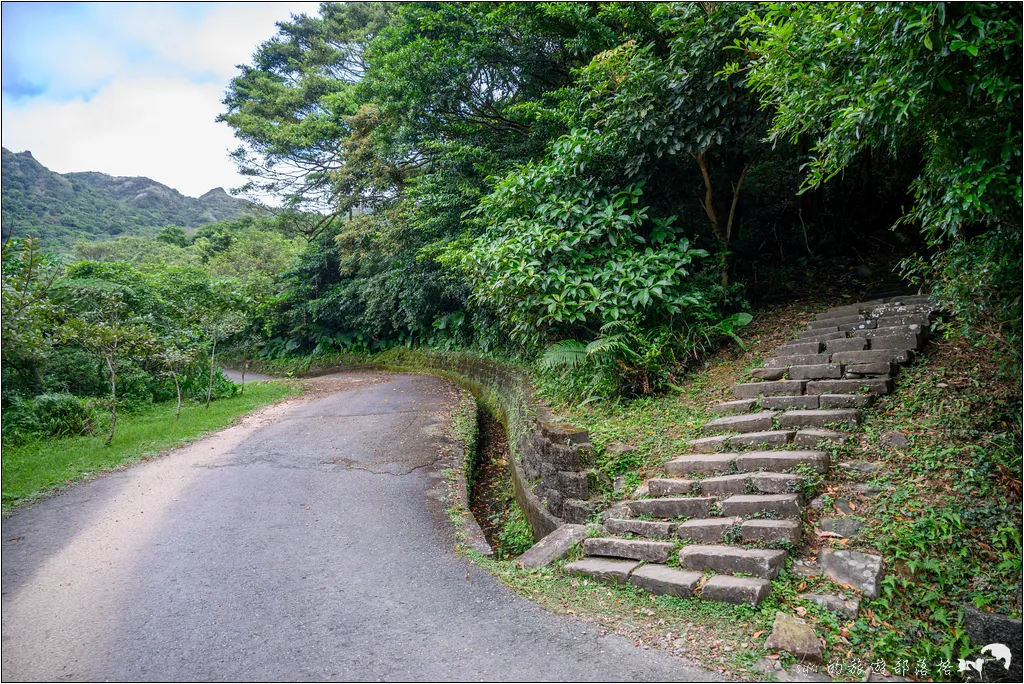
[565,292,940,608]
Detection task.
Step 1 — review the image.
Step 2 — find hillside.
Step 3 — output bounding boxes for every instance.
[1,148,251,248]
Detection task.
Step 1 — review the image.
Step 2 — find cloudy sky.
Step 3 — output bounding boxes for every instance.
[2,1,318,197]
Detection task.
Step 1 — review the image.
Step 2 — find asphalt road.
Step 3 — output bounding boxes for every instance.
[2,373,717,682]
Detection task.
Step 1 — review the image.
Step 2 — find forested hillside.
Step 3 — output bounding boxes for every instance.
[1,148,251,246]
[4,0,1020,434]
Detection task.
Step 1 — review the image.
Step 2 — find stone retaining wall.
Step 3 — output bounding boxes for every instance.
[377,348,597,541]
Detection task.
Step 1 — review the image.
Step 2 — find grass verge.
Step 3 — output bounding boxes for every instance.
[2,381,300,513]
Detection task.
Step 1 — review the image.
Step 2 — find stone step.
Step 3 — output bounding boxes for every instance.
[794,429,848,448]
[793,330,846,343]
[664,453,736,475]
[742,519,802,544]
[751,367,785,380]
[720,493,802,518]
[625,497,715,519]
[700,575,772,606]
[844,362,896,377]
[808,314,866,329]
[701,411,776,435]
[779,409,859,429]
[814,306,868,320]
[629,564,703,598]
[765,353,831,367]
[583,537,675,563]
[819,394,875,409]
[761,395,819,410]
[647,478,697,497]
[734,380,806,398]
[772,341,823,355]
[564,558,639,584]
[710,399,757,415]
[831,349,911,365]
[676,516,741,543]
[604,518,675,539]
[734,450,829,473]
[679,545,788,579]
[787,364,844,380]
[876,313,932,327]
[806,378,894,395]
[862,331,924,351]
[685,435,731,453]
[826,337,868,353]
[728,430,795,449]
[838,318,877,332]
[699,472,807,496]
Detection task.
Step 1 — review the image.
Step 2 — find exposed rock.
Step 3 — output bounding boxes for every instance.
[518,524,587,570]
[818,517,866,539]
[881,430,910,448]
[837,461,882,474]
[605,441,638,458]
[819,548,884,598]
[963,607,1023,682]
[764,611,823,663]
[799,592,860,618]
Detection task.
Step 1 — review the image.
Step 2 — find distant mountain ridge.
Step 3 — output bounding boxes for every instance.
[1,148,251,247]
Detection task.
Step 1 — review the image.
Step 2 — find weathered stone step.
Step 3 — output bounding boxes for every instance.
[858,330,923,351]
[720,493,802,518]
[762,394,819,410]
[793,330,846,343]
[647,478,697,497]
[787,363,844,380]
[734,380,806,398]
[794,428,848,448]
[665,453,736,475]
[831,349,911,365]
[700,575,772,606]
[806,378,893,395]
[808,314,866,329]
[773,341,823,355]
[710,399,756,415]
[604,518,674,539]
[564,558,638,584]
[729,430,795,449]
[584,537,675,563]
[844,362,896,378]
[751,367,785,380]
[629,564,702,598]
[625,497,714,519]
[676,516,741,542]
[684,435,728,453]
[699,472,807,496]
[819,394,875,409]
[826,337,868,353]
[765,353,831,367]
[701,411,776,435]
[779,409,859,429]
[679,545,787,579]
[742,518,802,544]
[735,450,829,473]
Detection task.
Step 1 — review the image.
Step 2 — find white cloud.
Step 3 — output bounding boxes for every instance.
[3,77,243,197]
[1,2,320,197]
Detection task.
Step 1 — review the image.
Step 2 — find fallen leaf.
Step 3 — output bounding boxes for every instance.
[815,528,843,539]
[753,630,767,639]
[848,501,857,511]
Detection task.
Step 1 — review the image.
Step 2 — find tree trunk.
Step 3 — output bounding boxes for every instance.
[240,359,248,395]
[174,374,182,420]
[690,150,729,287]
[206,337,217,409]
[104,349,117,446]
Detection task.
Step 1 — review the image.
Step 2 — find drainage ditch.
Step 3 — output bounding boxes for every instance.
[468,407,535,558]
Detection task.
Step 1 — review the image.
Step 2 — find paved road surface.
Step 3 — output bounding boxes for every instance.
[2,373,716,681]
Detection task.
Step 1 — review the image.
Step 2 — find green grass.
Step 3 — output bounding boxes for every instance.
[2,382,299,512]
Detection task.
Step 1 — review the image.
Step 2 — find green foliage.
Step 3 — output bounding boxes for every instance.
[739,1,1023,351]
[3,393,98,444]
